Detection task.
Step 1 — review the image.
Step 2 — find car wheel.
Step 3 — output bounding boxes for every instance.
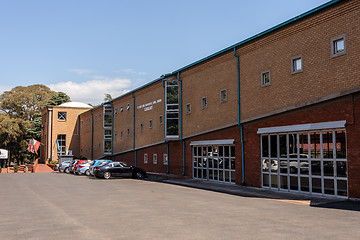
[59,169,63,173]
[65,167,69,174]
[135,171,144,179]
[103,172,111,179]
[85,170,90,176]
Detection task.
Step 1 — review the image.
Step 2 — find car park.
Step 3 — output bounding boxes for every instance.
[93,161,146,179]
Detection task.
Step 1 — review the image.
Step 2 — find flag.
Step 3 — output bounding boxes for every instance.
[56,139,60,151]
[27,139,40,155]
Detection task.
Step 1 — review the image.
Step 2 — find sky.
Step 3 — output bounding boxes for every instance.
[0,0,330,105]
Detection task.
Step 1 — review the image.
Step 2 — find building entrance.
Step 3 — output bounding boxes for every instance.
[192,145,235,184]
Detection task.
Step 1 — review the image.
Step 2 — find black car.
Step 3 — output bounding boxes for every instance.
[93,161,146,179]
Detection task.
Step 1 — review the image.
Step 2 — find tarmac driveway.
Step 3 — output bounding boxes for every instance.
[0,173,359,240]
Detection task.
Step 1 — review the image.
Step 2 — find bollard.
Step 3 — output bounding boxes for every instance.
[24,166,28,173]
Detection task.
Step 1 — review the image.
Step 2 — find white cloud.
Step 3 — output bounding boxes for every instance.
[69,69,94,75]
[119,68,147,75]
[47,77,132,105]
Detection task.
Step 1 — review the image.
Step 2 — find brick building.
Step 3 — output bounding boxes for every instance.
[42,0,360,199]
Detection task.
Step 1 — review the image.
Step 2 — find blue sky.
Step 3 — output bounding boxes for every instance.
[0,0,330,105]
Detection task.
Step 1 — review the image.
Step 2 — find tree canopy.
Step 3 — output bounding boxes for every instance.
[0,84,70,165]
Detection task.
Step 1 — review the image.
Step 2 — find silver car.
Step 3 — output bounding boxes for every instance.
[59,161,71,173]
[76,161,93,176]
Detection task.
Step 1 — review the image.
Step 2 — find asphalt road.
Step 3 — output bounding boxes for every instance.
[0,173,359,240]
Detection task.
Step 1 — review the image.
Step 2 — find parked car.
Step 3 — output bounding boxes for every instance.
[73,160,92,174]
[59,161,72,173]
[89,160,112,176]
[93,161,146,179]
[76,161,93,175]
[53,163,59,171]
[68,160,77,174]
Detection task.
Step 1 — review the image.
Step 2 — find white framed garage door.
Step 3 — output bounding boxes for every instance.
[258,121,347,198]
[191,141,236,184]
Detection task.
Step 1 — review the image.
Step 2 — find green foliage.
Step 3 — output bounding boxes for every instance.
[104,93,112,102]
[49,160,58,164]
[45,92,70,106]
[13,165,19,172]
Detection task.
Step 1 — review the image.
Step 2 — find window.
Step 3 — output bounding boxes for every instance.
[120,131,123,138]
[115,133,117,141]
[127,128,130,136]
[163,154,168,165]
[144,154,148,164]
[140,123,143,131]
[202,97,208,109]
[165,79,179,138]
[127,104,130,110]
[115,108,117,115]
[220,89,227,102]
[58,112,67,121]
[261,71,271,86]
[57,134,66,156]
[120,106,123,112]
[159,115,163,124]
[149,119,153,129]
[331,34,346,57]
[186,103,191,114]
[291,55,303,74]
[153,154,157,164]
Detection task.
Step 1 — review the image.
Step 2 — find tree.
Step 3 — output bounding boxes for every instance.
[0,84,55,121]
[45,92,70,106]
[104,93,112,102]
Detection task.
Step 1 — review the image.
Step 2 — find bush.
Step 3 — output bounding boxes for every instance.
[49,160,58,165]
[0,166,2,173]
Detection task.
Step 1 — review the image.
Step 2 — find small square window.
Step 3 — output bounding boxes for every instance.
[220,89,227,102]
[186,103,191,114]
[291,56,303,74]
[202,97,207,109]
[163,154,168,165]
[144,154,148,164]
[58,112,67,121]
[159,115,163,124]
[261,71,271,87]
[331,34,346,57]
[153,154,157,164]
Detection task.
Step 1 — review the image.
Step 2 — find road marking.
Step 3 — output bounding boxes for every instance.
[274,199,311,206]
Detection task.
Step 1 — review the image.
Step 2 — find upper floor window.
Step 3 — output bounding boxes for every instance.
[165,79,179,138]
[331,34,346,58]
[202,97,208,109]
[159,115,163,125]
[127,104,130,110]
[120,106,123,112]
[58,112,67,121]
[261,70,271,87]
[186,103,191,114]
[149,119,153,129]
[291,55,303,74]
[220,89,227,102]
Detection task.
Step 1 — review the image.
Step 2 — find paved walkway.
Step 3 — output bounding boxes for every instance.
[35,164,54,173]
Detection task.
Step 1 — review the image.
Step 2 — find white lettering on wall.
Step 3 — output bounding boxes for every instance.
[137,99,162,111]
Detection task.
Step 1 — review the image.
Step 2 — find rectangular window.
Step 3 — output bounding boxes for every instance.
[58,112,67,121]
[331,34,346,57]
[186,103,191,114]
[144,154,148,164]
[120,131,123,138]
[140,123,143,131]
[149,119,153,129]
[153,154,157,164]
[202,97,207,109]
[261,71,271,86]
[165,79,179,138]
[220,89,227,102]
[159,115,163,124]
[127,128,130,136]
[163,154,168,165]
[291,55,303,74]
[57,134,66,156]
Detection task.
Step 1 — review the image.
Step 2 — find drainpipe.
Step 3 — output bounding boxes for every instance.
[47,108,53,162]
[90,109,94,160]
[162,78,169,173]
[167,142,169,174]
[234,47,245,184]
[178,72,186,176]
[110,101,114,161]
[132,92,137,167]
